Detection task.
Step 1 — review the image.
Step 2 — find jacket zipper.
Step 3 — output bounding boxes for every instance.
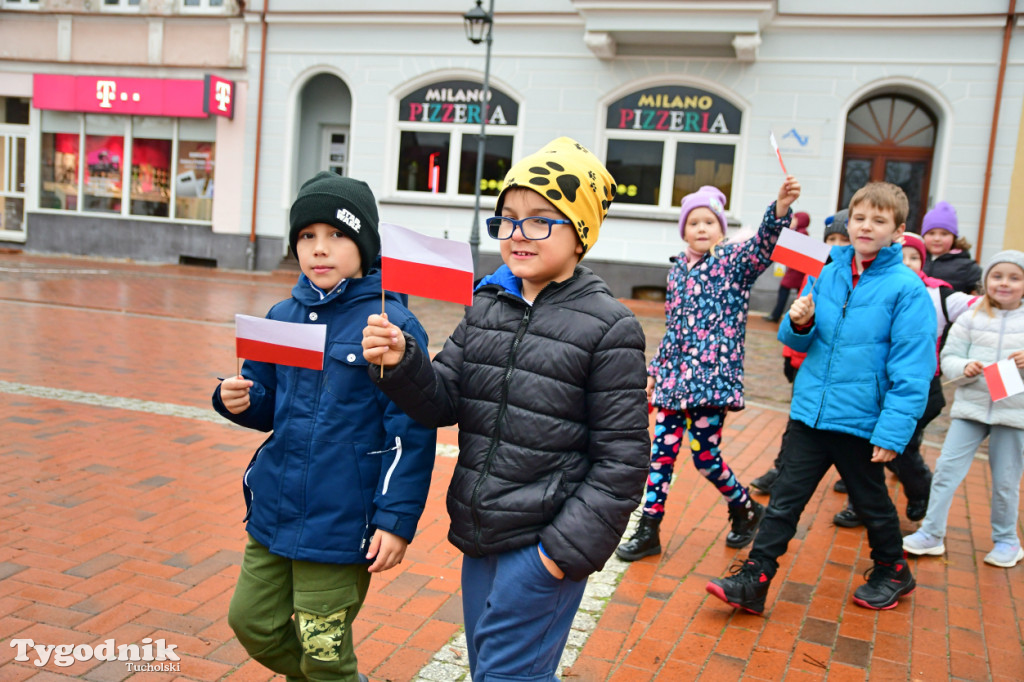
[815,287,852,427]
[987,311,1007,422]
[470,302,533,555]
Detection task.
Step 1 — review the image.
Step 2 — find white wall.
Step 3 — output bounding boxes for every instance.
[241,6,1024,274]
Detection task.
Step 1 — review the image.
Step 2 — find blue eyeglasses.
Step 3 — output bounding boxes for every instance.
[485,216,572,241]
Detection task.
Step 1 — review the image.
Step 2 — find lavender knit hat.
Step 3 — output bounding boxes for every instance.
[921,201,958,237]
[678,185,728,239]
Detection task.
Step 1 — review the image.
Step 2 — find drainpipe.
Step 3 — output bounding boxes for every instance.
[977,0,1016,261]
[246,1,269,271]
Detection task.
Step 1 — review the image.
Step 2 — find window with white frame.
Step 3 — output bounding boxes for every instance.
[101,0,141,11]
[39,111,216,221]
[395,79,519,200]
[604,84,742,210]
[1,0,40,10]
[181,0,226,12]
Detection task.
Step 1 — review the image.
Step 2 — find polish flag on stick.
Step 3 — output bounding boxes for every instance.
[983,359,1024,401]
[770,131,789,175]
[380,222,474,306]
[235,314,327,371]
[770,227,832,278]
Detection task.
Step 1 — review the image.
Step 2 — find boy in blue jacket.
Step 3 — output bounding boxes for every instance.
[707,182,936,614]
[213,172,435,682]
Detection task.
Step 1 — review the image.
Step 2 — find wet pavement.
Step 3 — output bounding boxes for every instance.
[0,252,1020,680]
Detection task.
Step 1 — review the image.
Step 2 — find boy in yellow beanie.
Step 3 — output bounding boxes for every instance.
[362,137,650,679]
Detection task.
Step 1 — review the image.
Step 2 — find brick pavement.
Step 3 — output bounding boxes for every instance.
[0,252,1021,681]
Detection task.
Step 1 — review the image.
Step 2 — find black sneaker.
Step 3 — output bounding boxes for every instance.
[749,468,779,494]
[833,479,847,494]
[726,499,765,548]
[905,496,928,522]
[706,560,771,615]
[833,506,863,528]
[852,558,915,610]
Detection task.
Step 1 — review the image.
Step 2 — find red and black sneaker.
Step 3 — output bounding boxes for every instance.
[706,559,771,615]
[852,558,915,610]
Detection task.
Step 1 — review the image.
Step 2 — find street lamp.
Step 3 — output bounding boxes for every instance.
[464,0,494,275]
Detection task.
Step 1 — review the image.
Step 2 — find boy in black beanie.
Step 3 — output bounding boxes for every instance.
[213,171,436,681]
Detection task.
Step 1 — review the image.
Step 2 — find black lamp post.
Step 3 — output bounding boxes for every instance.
[464,0,494,275]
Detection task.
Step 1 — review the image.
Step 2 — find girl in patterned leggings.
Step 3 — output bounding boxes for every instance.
[617,177,801,561]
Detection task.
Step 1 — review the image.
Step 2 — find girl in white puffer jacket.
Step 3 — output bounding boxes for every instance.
[904,250,1024,568]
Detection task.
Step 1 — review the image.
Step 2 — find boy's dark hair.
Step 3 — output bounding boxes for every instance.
[849,182,909,228]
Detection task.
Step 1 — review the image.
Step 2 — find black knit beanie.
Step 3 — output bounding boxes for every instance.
[289,172,380,275]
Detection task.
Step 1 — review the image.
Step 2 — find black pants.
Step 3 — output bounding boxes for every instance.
[769,285,795,320]
[885,375,945,500]
[750,420,904,574]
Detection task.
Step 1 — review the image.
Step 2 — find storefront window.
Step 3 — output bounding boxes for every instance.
[176,118,216,221]
[605,85,742,210]
[39,112,216,222]
[83,114,127,214]
[458,134,512,196]
[395,79,518,199]
[397,131,450,193]
[40,111,82,211]
[673,142,735,207]
[606,139,663,205]
[130,117,173,218]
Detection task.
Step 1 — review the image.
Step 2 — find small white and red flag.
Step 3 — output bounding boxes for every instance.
[380,222,474,306]
[235,314,327,371]
[769,131,789,175]
[770,227,832,278]
[983,359,1024,402]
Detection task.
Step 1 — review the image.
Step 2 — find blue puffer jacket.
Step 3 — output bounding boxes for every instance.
[779,243,936,453]
[212,271,436,564]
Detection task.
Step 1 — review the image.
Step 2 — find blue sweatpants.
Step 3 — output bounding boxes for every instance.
[461,544,588,681]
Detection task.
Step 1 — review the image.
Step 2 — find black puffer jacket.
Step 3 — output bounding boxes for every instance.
[373,265,650,581]
[924,250,982,294]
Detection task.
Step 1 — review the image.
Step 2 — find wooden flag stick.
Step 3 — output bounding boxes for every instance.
[381,287,385,378]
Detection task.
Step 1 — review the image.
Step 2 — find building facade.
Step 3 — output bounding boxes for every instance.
[4,1,1023,302]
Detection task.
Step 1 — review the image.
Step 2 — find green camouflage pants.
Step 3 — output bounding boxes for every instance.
[228,535,371,681]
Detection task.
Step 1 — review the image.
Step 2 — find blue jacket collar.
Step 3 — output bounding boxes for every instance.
[292,269,391,307]
[475,264,523,299]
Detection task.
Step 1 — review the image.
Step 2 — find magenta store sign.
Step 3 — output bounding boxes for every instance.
[33,74,234,119]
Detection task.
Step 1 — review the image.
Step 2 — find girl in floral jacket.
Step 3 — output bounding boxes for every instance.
[616,177,800,561]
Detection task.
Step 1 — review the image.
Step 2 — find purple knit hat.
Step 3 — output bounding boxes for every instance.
[679,185,728,239]
[921,201,958,237]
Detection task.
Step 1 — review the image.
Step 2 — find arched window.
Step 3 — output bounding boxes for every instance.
[839,95,937,232]
[394,78,519,199]
[603,84,742,211]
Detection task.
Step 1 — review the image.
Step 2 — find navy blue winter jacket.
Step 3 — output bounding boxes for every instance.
[778,243,936,453]
[212,271,436,564]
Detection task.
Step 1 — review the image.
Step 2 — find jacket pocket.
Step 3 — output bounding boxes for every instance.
[320,343,377,440]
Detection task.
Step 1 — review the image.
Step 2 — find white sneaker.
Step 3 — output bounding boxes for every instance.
[984,543,1024,568]
[903,530,945,556]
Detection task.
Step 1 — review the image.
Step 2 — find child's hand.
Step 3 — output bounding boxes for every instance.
[366,529,408,573]
[646,376,655,404]
[538,546,565,580]
[1009,350,1024,369]
[219,375,252,414]
[871,446,897,463]
[788,291,815,326]
[964,361,985,377]
[362,313,407,368]
[775,175,801,217]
